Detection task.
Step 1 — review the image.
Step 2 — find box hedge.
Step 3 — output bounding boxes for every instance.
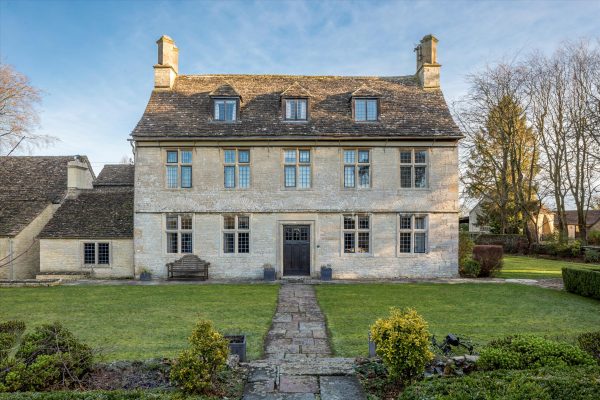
[562,267,600,300]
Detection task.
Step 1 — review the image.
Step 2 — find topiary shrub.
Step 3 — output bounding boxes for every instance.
[370,307,434,383]
[472,245,503,277]
[578,331,600,364]
[460,259,480,278]
[584,249,600,263]
[170,319,229,395]
[562,267,600,300]
[477,335,595,371]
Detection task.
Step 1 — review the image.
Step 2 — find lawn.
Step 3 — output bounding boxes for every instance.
[315,283,600,357]
[0,284,279,361]
[499,255,598,279]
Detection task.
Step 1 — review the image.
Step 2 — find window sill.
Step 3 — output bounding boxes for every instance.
[82,265,112,269]
[340,253,373,258]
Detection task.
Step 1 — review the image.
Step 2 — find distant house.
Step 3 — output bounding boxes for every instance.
[468,201,492,233]
[38,164,134,279]
[557,210,600,239]
[467,201,554,239]
[0,156,94,280]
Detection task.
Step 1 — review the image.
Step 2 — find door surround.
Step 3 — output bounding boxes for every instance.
[277,220,316,278]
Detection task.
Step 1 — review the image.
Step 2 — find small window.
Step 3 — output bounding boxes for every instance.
[354,99,378,121]
[166,214,193,254]
[166,149,193,189]
[223,215,250,254]
[343,214,371,254]
[284,99,308,121]
[224,149,250,188]
[284,149,311,189]
[400,149,428,188]
[343,149,370,188]
[399,214,428,254]
[83,242,110,265]
[214,99,238,121]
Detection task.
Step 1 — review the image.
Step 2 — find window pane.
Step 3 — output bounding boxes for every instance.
[400,151,412,164]
[358,150,369,163]
[167,151,178,163]
[355,100,366,121]
[98,243,110,264]
[358,215,370,229]
[344,166,355,188]
[299,150,310,163]
[180,150,192,164]
[223,233,235,253]
[180,215,192,230]
[238,232,249,253]
[343,215,355,230]
[84,243,95,264]
[344,232,355,253]
[344,150,355,164]
[239,166,250,188]
[298,166,311,188]
[167,232,178,253]
[400,166,412,188]
[284,150,296,163]
[286,99,294,119]
[238,216,249,230]
[224,216,235,230]
[224,166,235,188]
[400,216,412,230]
[166,215,178,230]
[225,100,236,121]
[181,166,192,188]
[415,150,426,164]
[181,233,193,253]
[400,232,411,253]
[224,150,236,164]
[358,232,370,253]
[414,232,426,253]
[285,166,296,187]
[366,100,377,120]
[358,166,370,188]
[415,216,426,230]
[297,99,307,119]
[166,166,178,188]
[238,150,250,163]
[415,166,427,188]
[215,101,224,120]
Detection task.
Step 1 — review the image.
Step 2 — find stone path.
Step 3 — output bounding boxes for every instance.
[243,283,366,400]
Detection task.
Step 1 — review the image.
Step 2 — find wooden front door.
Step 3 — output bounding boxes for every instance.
[283,225,310,276]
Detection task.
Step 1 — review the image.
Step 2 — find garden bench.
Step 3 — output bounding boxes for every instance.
[166,255,209,280]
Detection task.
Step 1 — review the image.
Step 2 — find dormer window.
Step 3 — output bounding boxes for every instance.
[214,99,238,121]
[285,99,308,121]
[354,98,378,121]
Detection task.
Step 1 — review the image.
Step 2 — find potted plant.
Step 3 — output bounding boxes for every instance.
[224,333,247,362]
[321,264,332,281]
[139,268,152,281]
[263,263,276,281]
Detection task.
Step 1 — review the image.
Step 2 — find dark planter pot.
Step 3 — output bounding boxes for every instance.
[321,267,332,281]
[140,272,152,281]
[225,335,246,362]
[263,268,276,281]
[368,333,377,357]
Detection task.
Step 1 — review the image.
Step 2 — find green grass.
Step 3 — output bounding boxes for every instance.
[0,284,279,361]
[499,255,599,279]
[315,283,600,357]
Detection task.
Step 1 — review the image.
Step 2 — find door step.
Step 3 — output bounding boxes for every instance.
[281,276,312,284]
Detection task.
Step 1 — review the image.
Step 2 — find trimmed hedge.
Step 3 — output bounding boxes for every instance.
[472,233,527,254]
[400,365,600,400]
[472,245,504,277]
[562,267,600,300]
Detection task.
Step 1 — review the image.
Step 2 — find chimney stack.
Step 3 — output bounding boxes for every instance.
[67,156,93,197]
[154,35,179,89]
[415,34,441,89]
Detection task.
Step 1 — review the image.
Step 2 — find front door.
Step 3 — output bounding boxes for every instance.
[283,225,310,276]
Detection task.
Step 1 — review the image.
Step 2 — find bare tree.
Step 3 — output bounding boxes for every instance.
[0,63,56,156]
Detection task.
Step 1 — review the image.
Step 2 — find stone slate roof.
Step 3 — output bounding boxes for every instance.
[40,164,134,239]
[131,75,461,139]
[94,164,134,187]
[557,210,600,227]
[0,156,91,237]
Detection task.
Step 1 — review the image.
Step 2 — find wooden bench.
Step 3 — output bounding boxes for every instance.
[166,255,209,280]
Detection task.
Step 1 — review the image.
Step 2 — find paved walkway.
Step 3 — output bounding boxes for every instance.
[243,283,366,400]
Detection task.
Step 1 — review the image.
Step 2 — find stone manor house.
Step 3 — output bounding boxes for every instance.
[0,34,461,280]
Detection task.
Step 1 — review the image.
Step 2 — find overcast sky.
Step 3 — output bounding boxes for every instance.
[1,0,599,174]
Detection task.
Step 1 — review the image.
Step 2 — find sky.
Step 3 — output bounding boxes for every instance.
[1,0,599,175]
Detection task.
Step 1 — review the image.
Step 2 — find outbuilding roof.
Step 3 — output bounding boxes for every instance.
[131,74,461,139]
[94,164,134,186]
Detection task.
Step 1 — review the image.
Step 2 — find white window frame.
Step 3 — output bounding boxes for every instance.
[82,242,111,266]
[165,214,194,254]
[398,214,428,255]
[213,98,238,122]
[165,149,193,189]
[343,149,371,189]
[284,98,308,121]
[342,214,372,255]
[222,215,251,255]
[223,149,251,189]
[283,148,312,189]
[399,148,429,189]
[354,98,378,122]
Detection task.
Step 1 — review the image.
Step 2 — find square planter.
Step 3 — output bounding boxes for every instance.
[225,334,246,362]
[368,332,377,357]
[140,272,152,281]
[320,266,332,281]
[263,268,276,281]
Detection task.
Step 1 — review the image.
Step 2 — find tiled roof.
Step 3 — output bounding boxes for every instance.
[131,74,461,139]
[94,164,134,187]
[557,210,600,227]
[0,156,90,237]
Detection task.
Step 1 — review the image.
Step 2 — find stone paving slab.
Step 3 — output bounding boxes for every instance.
[320,376,366,400]
[279,375,319,393]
